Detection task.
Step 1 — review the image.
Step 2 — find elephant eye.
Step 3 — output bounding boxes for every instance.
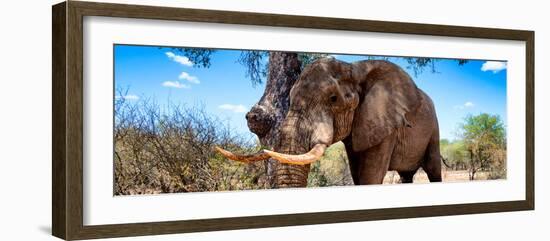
[329,95,338,103]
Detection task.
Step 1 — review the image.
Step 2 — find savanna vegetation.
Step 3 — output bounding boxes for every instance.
[114,89,506,195]
[113,92,267,195]
[114,48,505,195]
[440,113,507,180]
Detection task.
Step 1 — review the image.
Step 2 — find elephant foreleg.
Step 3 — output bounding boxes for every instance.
[355,133,397,185]
[343,136,360,185]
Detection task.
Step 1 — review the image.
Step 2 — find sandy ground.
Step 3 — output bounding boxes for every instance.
[383,169,488,184]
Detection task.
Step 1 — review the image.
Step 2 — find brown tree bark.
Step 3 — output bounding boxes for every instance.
[245,52,302,188]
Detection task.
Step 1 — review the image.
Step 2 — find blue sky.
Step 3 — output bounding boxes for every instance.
[114,45,507,141]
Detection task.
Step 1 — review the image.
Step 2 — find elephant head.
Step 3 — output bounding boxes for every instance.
[216,58,420,187]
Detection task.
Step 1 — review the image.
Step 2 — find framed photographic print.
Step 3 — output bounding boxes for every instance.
[52,1,534,240]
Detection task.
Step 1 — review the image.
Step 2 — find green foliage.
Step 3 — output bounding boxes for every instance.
[440,139,469,170]
[461,113,506,147]
[459,113,506,180]
[307,161,329,187]
[441,113,507,180]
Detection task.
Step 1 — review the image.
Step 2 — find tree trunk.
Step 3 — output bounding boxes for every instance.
[469,150,476,180]
[245,52,302,188]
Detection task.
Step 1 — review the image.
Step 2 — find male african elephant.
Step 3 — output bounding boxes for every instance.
[217,58,442,188]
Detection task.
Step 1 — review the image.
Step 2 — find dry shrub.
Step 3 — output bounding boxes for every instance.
[487,148,507,180]
[308,142,354,187]
[114,92,265,195]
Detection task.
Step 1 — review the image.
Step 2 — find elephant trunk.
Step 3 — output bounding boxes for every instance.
[274,162,310,188]
[274,136,308,187]
[272,112,313,188]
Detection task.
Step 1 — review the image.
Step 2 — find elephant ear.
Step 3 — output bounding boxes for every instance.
[351,61,420,152]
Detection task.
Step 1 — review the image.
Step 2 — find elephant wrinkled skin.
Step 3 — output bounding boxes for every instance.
[217,58,442,187]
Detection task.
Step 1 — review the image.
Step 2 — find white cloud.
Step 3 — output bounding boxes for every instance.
[165,52,193,67]
[162,81,190,89]
[481,61,507,73]
[115,94,139,100]
[178,71,200,84]
[219,104,247,113]
[454,101,475,110]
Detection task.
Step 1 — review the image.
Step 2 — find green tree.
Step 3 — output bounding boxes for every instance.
[440,139,469,170]
[459,113,506,180]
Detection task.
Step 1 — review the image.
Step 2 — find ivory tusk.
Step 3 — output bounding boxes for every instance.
[263,144,327,165]
[214,146,270,163]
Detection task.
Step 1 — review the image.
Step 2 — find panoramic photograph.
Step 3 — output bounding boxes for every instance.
[113,44,507,195]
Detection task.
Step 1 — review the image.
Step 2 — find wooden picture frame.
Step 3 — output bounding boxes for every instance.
[52,1,534,240]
